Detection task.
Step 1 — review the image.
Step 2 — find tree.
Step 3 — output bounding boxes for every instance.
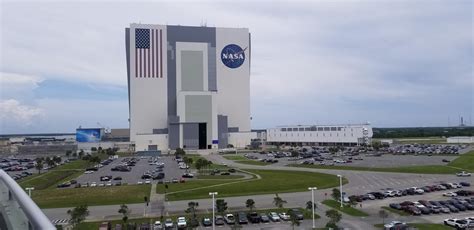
[290,150,299,157]
[379,209,388,224]
[195,158,206,172]
[185,202,199,227]
[67,205,89,228]
[89,156,101,166]
[53,156,62,165]
[118,204,130,223]
[372,141,382,151]
[273,194,287,208]
[331,188,341,202]
[325,209,342,228]
[183,157,193,173]
[288,209,301,230]
[65,150,72,158]
[245,199,255,211]
[215,199,228,215]
[45,157,55,168]
[306,201,317,211]
[91,147,97,152]
[35,158,44,174]
[78,150,84,158]
[175,148,186,156]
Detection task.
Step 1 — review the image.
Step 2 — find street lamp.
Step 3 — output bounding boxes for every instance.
[308,187,317,229]
[337,175,343,208]
[25,187,34,197]
[209,192,218,230]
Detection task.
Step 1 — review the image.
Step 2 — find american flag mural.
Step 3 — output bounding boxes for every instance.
[135,28,163,78]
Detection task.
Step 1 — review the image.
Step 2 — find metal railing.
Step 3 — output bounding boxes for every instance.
[0,170,56,230]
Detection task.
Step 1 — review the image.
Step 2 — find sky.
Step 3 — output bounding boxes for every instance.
[0,0,473,134]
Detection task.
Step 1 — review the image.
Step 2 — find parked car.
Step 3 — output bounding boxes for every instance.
[224,213,235,225]
[201,217,212,227]
[237,212,248,224]
[259,213,270,223]
[214,215,225,225]
[153,221,163,230]
[164,219,173,229]
[269,212,280,222]
[247,212,260,223]
[457,171,472,177]
[289,208,304,220]
[176,217,186,229]
[278,212,290,221]
[444,218,468,229]
[443,192,458,197]
[389,203,402,210]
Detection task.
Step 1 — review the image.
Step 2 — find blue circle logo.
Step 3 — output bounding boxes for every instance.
[221,44,246,69]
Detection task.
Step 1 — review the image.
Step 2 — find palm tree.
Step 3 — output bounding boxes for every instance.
[35,158,44,174]
[273,194,287,208]
[246,199,255,211]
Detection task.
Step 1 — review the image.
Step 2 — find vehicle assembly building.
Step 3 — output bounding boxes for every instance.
[125,23,253,151]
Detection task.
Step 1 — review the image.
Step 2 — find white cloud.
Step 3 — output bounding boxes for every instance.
[0,99,44,125]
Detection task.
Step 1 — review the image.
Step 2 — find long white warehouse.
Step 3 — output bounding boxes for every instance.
[266,124,373,146]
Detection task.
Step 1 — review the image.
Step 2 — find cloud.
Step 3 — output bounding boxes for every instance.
[0,99,44,126]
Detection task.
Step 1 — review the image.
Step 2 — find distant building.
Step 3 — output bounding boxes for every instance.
[265,124,373,146]
[125,23,253,151]
[447,136,474,143]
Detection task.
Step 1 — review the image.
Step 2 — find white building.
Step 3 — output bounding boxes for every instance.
[126,24,253,151]
[447,136,474,144]
[266,124,373,146]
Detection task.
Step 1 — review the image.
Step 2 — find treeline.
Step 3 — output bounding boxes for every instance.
[373,127,474,138]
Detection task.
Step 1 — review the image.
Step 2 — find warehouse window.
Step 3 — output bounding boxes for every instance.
[281,128,286,131]
[324,127,330,131]
[305,128,311,131]
[293,128,298,131]
[310,127,317,131]
[299,128,304,131]
[318,127,323,131]
[338,127,342,131]
[330,127,337,131]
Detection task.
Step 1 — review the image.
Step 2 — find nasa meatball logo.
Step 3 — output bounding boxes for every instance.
[221,44,246,69]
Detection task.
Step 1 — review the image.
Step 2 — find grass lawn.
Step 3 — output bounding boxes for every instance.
[321,200,369,217]
[156,179,239,194]
[289,164,462,174]
[33,185,151,209]
[160,169,346,201]
[381,206,409,216]
[19,170,79,190]
[223,155,247,161]
[234,160,271,166]
[196,174,245,179]
[448,150,474,171]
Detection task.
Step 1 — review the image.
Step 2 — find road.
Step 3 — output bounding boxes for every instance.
[43,153,472,229]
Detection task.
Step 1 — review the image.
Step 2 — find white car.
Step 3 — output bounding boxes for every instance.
[153,221,163,230]
[278,212,290,221]
[269,212,280,222]
[410,187,424,194]
[384,221,406,229]
[384,190,397,197]
[84,171,93,174]
[443,192,458,197]
[444,218,468,229]
[178,163,189,169]
[145,180,151,184]
[90,182,97,187]
[457,171,472,177]
[465,217,474,228]
[164,218,173,228]
[137,181,143,185]
[177,217,187,228]
[451,182,462,188]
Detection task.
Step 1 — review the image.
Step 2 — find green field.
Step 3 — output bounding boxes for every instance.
[381,206,409,216]
[196,174,245,179]
[321,200,369,217]
[223,155,247,161]
[448,150,474,171]
[234,160,271,166]
[19,170,80,190]
[159,169,346,201]
[33,185,151,209]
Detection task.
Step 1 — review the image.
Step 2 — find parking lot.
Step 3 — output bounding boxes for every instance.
[238,151,460,168]
[75,156,192,186]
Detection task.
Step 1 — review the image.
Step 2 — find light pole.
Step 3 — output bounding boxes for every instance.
[308,187,317,229]
[337,175,343,208]
[25,187,34,197]
[209,192,218,230]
